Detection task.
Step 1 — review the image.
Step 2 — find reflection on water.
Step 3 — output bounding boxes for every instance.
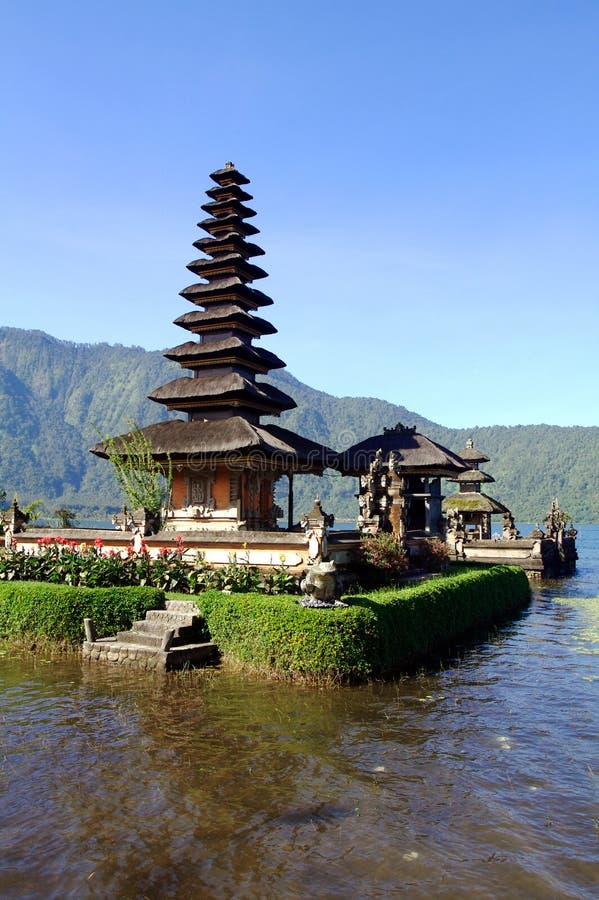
[1,529,599,898]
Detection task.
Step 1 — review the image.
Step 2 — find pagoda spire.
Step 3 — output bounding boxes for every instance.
[148,163,296,423]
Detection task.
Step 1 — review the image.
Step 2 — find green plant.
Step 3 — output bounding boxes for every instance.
[102,420,172,517]
[54,507,78,528]
[417,537,450,572]
[181,565,530,681]
[23,500,44,524]
[356,531,409,586]
[0,582,165,643]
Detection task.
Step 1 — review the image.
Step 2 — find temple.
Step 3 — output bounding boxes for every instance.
[91,163,336,532]
[443,439,510,540]
[340,423,467,541]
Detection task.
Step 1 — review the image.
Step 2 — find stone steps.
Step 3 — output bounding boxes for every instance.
[82,598,218,672]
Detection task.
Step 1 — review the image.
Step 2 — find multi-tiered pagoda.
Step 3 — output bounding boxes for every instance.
[92,163,336,532]
[443,439,510,539]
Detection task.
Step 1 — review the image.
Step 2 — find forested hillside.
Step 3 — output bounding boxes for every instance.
[1,327,598,523]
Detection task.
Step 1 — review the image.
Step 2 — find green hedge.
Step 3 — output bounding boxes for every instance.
[354,564,531,674]
[196,590,380,680]
[189,565,531,680]
[0,582,165,644]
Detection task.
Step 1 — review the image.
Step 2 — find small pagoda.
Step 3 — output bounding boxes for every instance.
[92,163,336,532]
[442,439,510,540]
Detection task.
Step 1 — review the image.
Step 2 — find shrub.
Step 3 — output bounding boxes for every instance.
[356,531,409,587]
[191,589,379,680]
[0,582,165,644]
[182,565,531,681]
[416,537,451,572]
[356,565,531,673]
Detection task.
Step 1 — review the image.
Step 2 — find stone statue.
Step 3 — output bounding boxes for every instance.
[299,560,346,608]
[369,448,383,476]
[502,511,520,540]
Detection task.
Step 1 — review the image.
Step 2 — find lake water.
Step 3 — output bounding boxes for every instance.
[1,529,598,898]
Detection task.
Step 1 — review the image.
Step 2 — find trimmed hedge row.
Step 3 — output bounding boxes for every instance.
[356,564,531,674]
[196,590,380,680]
[191,564,531,679]
[0,582,165,644]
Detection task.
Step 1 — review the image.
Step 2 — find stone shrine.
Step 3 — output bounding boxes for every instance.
[340,423,467,542]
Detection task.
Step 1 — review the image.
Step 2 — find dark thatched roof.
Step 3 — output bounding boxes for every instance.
[90,417,338,472]
[163,338,285,371]
[205,184,253,203]
[209,164,250,186]
[173,306,277,336]
[197,214,259,238]
[193,234,264,259]
[179,279,273,309]
[453,469,495,484]
[186,255,267,282]
[148,374,296,414]
[457,447,490,464]
[339,423,467,476]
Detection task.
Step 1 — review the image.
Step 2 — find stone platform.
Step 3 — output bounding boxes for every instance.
[82,599,219,671]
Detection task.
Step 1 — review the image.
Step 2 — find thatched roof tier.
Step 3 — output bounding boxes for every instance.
[454,469,495,484]
[209,164,250,186]
[193,234,265,259]
[457,439,490,465]
[178,280,273,309]
[197,214,259,238]
[340,424,467,476]
[90,417,337,473]
[163,338,285,372]
[200,198,256,220]
[186,256,268,282]
[443,492,509,515]
[205,183,253,203]
[148,374,296,416]
[173,307,277,337]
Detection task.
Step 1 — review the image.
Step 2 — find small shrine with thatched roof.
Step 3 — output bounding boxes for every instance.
[443,438,511,540]
[339,423,467,541]
[91,163,337,533]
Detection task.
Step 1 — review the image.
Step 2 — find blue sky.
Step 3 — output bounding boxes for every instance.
[1,1,598,427]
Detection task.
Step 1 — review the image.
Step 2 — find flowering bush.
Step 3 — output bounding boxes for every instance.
[417,538,450,572]
[357,532,409,586]
[0,537,300,595]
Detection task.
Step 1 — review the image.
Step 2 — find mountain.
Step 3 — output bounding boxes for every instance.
[1,326,598,523]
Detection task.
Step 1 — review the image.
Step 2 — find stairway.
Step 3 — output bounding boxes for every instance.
[82,599,219,671]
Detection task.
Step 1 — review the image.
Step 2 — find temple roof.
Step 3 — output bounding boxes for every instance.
[90,417,337,472]
[193,234,265,259]
[186,255,268,282]
[200,198,257,220]
[453,469,495,484]
[443,491,510,515]
[148,373,296,415]
[197,214,260,237]
[210,163,250,186]
[457,439,490,465]
[178,279,274,309]
[339,423,468,476]
[205,184,253,203]
[173,306,277,336]
[92,162,334,470]
[163,338,286,372]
